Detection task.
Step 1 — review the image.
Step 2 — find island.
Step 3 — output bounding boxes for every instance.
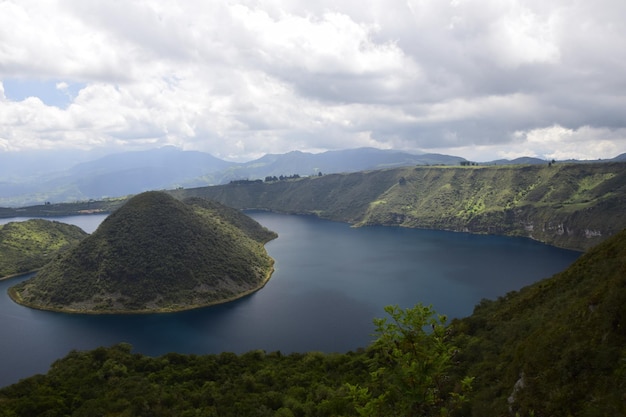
[8,191,278,313]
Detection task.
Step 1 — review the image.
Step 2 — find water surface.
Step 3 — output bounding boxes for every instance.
[0,211,580,387]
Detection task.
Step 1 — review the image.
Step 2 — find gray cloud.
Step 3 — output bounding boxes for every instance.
[0,0,624,161]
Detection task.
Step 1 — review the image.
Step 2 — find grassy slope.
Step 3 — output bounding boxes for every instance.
[451,228,626,416]
[171,162,626,250]
[361,163,626,250]
[9,192,277,313]
[0,219,88,278]
[3,163,624,250]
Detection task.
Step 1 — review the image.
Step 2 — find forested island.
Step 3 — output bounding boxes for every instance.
[8,192,277,313]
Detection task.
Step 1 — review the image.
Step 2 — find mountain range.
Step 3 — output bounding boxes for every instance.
[0,147,466,206]
[4,146,623,208]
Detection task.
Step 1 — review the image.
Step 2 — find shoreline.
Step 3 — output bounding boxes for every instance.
[7,261,276,315]
[0,269,39,282]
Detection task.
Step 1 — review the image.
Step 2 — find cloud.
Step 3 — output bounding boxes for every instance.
[0,0,624,161]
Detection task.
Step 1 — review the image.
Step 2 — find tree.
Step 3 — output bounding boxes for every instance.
[348,304,473,417]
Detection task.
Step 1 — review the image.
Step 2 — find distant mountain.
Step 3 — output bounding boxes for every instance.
[487,156,548,165]
[60,146,236,197]
[3,146,621,207]
[224,148,465,180]
[9,191,277,313]
[612,152,626,162]
[0,147,465,206]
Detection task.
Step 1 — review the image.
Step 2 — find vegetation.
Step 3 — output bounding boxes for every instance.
[9,192,277,313]
[347,304,473,416]
[0,219,87,278]
[1,228,624,415]
[3,162,624,251]
[0,305,470,417]
[170,162,626,251]
[450,227,626,416]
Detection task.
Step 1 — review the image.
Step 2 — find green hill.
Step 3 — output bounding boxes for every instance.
[4,162,625,251]
[0,219,88,278]
[171,162,626,250]
[451,227,626,416]
[8,192,277,313]
[1,228,624,415]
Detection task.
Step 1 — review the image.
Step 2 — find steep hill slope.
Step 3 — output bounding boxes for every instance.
[4,162,624,251]
[452,227,626,416]
[0,219,88,278]
[9,192,277,313]
[172,162,626,250]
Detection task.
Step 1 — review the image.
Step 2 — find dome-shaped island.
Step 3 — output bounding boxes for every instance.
[9,191,277,313]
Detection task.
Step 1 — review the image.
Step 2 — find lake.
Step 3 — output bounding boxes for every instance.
[0,212,580,387]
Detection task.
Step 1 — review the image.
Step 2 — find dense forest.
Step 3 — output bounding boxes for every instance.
[1,227,624,416]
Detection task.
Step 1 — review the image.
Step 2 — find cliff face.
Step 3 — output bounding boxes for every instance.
[361,163,626,250]
[172,162,626,251]
[9,192,277,313]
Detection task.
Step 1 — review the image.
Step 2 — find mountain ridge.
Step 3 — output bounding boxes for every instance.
[170,162,626,251]
[2,161,624,251]
[2,146,622,207]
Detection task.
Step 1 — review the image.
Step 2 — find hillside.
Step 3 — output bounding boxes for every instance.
[0,147,464,207]
[0,228,624,416]
[8,192,277,313]
[3,162,625,251]
[0,219,88,278]
[451,227,626,416]
[171,162,626,250]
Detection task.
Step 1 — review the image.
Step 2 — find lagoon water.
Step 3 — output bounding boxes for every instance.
[0,211,580,387]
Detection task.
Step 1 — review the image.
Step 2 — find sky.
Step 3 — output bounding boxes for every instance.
[1,0,625,162]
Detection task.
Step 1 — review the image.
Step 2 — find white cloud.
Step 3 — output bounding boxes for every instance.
[0,0,625,161]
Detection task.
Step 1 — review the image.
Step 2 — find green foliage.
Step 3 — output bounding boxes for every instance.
[451,228,626,416]
[171,162,626,251]
[0,305,471,417]
[348,304,472,417]
[0,345,369,416]
[9,192,277,313]
[0,219,87,278]
[1,221,625,417]
[4,162,625,251]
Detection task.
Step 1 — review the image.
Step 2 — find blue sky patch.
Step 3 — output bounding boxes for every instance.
[2,78,85,108]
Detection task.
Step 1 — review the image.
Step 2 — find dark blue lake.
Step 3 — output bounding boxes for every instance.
[0,212,580,387]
